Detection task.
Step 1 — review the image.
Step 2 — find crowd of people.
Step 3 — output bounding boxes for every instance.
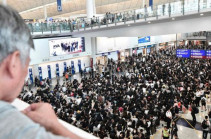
[20,46,211,139]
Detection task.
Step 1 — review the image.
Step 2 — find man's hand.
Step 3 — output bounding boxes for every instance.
[23,103,82,139]
[23,103,58,131]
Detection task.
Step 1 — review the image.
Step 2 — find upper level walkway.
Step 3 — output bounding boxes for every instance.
[28,0,211,37]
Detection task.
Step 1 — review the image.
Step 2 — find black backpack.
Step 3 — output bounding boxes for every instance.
[195,107,199,114]
[201,98,206,103]
[202,120,208,129]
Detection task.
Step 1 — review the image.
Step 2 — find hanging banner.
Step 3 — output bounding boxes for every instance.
[38,67,43,81]
[29,68,33,84]
[78,60,82,72]
[56,64,60,76]
[149,0,153,6]
[57,0,62,12]
[64,62,67,72]
[47,65,51,79]
[71,61,75,74]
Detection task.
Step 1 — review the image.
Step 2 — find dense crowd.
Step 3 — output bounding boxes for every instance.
[20,47,211,139]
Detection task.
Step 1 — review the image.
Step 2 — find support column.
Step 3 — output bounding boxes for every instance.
[2,0,7,5]
[44,6,47,19]
[93,0,96,15]
[86,0,96,18]
[91,37,97,66]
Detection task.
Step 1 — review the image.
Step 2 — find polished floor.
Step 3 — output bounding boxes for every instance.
[152,103,211,139]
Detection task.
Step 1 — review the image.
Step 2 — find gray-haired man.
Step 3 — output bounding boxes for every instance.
[0,5,81,139]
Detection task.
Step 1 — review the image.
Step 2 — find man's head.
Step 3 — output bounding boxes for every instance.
[0,5,34,102]
[205,116,208,120]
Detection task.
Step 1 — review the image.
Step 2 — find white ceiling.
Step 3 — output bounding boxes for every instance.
[0,0,177,19]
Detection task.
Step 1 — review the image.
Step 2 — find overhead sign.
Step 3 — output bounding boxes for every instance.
[176,49,191,58]
[191,50,206,59]
[57,0,62,12]
[149,0,153,6]
[138,36,150,44]
[206,50,211,59]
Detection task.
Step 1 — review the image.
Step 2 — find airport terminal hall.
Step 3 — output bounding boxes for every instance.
[1,0,211,139]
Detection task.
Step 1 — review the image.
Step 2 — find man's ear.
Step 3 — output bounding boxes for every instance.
[6,51,21,79]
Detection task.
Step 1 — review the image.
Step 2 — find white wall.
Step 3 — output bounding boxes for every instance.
[107,52,118,61]
[34,56,90,79]
[27,56,91,80]
[96,37,138,53]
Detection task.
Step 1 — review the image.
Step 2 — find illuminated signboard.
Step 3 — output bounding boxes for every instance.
[206,50,211,59]
[190,50,206,59]
[176,49,190,58]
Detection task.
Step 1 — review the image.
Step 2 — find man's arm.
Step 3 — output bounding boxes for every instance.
[23,103,82,139]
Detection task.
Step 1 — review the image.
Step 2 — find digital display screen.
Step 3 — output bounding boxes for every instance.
[49,37,85,57]
[206,50,211,59]
[138,36,150,43]
[176,49,190,58]
[190,50,206,59]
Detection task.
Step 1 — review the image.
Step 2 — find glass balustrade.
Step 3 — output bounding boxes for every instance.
[27,0,211,35]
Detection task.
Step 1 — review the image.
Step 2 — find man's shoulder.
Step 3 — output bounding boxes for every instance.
[0,101,67,139]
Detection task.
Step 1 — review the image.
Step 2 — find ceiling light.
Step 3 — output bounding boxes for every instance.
[172,18,175,20]
[200,13,204,16]
[148,21,151,24]
[128,24,131,26]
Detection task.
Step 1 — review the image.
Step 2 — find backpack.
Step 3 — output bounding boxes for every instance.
[202,120,208,129]
[195,107,199,114]
[201,98,206,103]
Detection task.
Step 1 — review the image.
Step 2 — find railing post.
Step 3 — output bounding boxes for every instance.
[198,0,200,13]
[115,14,117,26]
[68,22,71,32]
[70,24,73,32]
[169,3,171,17]
[41,23,43,34]
[134,10,136,23]
[91,18,93,29]
[77,22,79,31]
[124,14,126,24]
[156,5,158,20]
[31,24,34,34]
[59,23,61,33]
[182,0,185,15]
[51,24,52,34]
[98,17,100,28]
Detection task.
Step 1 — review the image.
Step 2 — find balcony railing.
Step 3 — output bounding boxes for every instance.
[26,0,211,35]
[12,99,98,139]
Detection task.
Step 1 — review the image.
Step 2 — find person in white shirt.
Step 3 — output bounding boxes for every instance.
[195,90,201,107]
[166,109,172,128]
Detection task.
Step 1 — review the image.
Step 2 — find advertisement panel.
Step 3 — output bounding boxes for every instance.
[49,37,85,57]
